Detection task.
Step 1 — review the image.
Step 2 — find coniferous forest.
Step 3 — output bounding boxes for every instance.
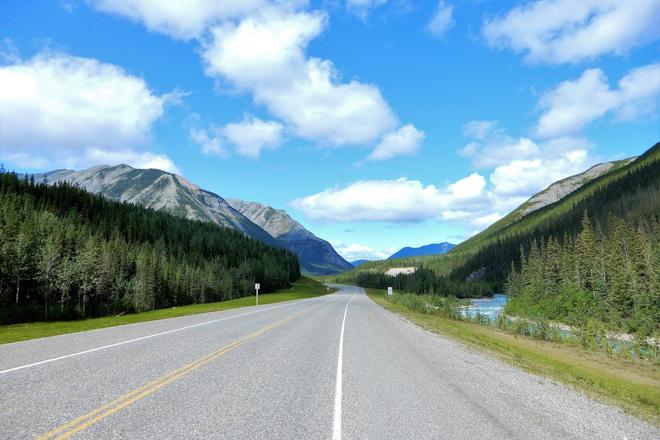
[0,172,300,324]
[505,212,659,337]
[340,268,492,298]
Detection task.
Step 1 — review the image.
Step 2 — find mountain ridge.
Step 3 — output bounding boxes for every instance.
[226,198,353,275]
[388,242,455,260]
[35,164,349,275]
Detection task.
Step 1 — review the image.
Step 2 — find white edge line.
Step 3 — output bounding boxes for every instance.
[0,294,331,375]
[332,287,357,440]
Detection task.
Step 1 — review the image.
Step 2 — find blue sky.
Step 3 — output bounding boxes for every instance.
[1,0,659,261]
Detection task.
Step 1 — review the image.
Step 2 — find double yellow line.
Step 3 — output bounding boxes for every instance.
[38,311,302,439]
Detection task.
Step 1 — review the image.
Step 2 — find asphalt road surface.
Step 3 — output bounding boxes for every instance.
[0,285,657,439]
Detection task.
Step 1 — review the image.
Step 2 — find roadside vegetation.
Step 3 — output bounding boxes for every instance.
[367,288,660,424]
[0,277,331,345]
[506,211,659,340]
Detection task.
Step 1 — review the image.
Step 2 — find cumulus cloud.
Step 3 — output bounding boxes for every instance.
[0,51,178,171]
[460,121,593,195]
[489,149,588,197]
[460,120,547,168]
[86,0,268,39]
[536,63,660,138]
[368,124,425,160]
[202,8,399,149]
[189,126,228,157]
[90,1,418,160]
[426,1,454,38]
[483,0,660,64]
[291,173,489,224]
[190,115,283,158]
[223,116,284,158]
[294,122,596,229]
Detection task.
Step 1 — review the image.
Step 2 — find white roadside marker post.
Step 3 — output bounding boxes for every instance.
[387,286,393,296]
[255,283,260,305]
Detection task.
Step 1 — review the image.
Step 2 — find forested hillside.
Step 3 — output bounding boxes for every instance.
[506,212,659,336]
[0,172,300,324]
[452,142,660,286]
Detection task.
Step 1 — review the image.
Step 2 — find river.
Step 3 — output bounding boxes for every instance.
[461,294,507,320]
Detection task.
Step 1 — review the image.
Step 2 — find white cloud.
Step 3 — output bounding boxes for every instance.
[202,9,399,148]
[0,52,178,171]
[426,1,454,38]
[294,123,596,229]
[331,241,394,261]
[368,124,425,160]
[292,173,488,224]
[190,126,228,157]
[483,0,660,64]
[462,120,496,140]
[461,122,594,198]
[85,148,180,173]
[489,149,588,196]
[190,115,283,158]
[459,121,544,168]
[346,0,388,19]
[86,0,268,39]
[90,1,417,160]
[223,116,283,158]
[536,63,660,138]
[293,178,445,223]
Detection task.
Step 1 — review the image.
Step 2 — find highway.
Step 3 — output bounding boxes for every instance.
[0,285,656,439]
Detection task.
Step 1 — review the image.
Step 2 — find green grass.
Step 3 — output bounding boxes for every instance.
[0,277,333,345]
[366,288,660,425]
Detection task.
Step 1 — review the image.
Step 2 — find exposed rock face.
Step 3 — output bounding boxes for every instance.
[227,199,353,275]
[36,164,275,244]
[521,160,634,216]
[36,164,352,275]
[385,267,417,276]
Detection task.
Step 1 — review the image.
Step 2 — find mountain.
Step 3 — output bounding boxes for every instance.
[486,158,634,231]
[351,259,371,267]
[227,199,353,275]
[35,165,275,244]
[388,243,454,260]
[35,164,350,275]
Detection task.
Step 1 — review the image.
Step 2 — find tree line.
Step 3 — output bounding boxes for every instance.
[450,143,660,289]
[505,212,659,337]
[0,171,300,324]
[344,267,492,298]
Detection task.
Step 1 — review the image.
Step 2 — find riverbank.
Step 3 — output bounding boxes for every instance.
[366,288,660,425]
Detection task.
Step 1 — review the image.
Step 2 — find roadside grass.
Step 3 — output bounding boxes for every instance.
[0,277,334,345]
[366,288,660,425]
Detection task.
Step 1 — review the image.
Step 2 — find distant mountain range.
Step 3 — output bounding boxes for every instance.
[387,242,455,260]
[35,165,352,275]
[349,243,455,267]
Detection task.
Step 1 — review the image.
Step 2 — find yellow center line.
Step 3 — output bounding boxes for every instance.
[37,308,308,440]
